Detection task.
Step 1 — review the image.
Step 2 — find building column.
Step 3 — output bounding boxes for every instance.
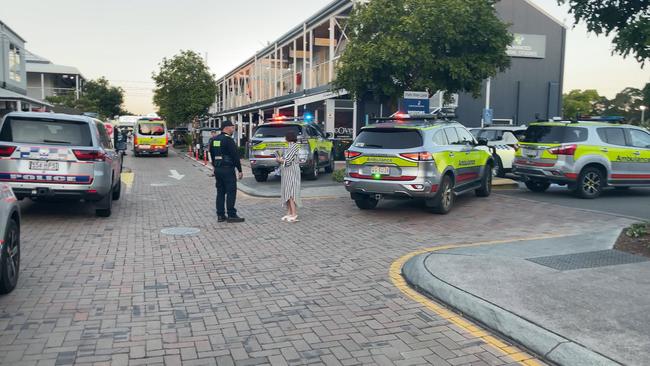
[302,23,307,92]
[274,44,279,98]
[40,73,45,100]
[352,99,358,139]
[309,30,314,89]
[328,17,335,83]
[325,99,335,134]
[16,101,22,112]
[75,75,80,100]
[248,112,254,139]
[237,113,243,147]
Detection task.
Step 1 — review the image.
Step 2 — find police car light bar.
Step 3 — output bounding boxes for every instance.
[575,115,626,124]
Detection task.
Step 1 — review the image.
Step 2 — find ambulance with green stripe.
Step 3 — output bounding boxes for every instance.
[249,117,335,182]
[514,118,650,198]
[344,115,494,214]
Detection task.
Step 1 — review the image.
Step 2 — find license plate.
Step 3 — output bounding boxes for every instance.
[30,161,59,171]
[523,149,538,158]
[140,145,151,149]
[370,166,390,175]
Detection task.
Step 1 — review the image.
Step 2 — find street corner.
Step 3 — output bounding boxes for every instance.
[399,231,649,366]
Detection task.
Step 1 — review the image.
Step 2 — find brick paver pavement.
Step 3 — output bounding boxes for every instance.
[0,150,632,366]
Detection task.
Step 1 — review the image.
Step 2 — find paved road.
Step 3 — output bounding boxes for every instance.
[0,150,632,365]
[497,185,650,220]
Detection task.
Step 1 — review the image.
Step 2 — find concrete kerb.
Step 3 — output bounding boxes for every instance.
[401,247,621,366]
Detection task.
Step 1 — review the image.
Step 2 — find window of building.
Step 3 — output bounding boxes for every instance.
[8,44,22,83]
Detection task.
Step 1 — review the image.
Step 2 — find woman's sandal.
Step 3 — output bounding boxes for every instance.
[287,216,299,223]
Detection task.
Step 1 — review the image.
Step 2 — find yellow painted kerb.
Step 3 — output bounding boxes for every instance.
[389,235,566,366]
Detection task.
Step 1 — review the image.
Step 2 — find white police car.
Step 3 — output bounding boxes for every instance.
[470,126,526,177]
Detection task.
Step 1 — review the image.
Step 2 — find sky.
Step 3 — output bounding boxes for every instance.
[2,0,648,114]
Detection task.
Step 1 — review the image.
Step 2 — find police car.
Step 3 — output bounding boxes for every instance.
[249,116,335,182]
[470,126,526,177]
[514,117,650,198]
[0,112,123,217]
[344,114,494,214]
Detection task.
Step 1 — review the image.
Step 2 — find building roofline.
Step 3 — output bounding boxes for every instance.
[217,0,352,81]
[0,20,27,43]
[522,0,567,29]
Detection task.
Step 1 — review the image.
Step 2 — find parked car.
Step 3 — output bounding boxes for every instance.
[249,117,335,182]
[470,126,526,177]
[344,115,494,214]
[0,183,19,294]
[514,119,650,198]
[0,112,123,217]
[133,118,168,157]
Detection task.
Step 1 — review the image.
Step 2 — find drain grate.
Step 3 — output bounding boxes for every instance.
[528,250,648,271]
[161,227,201,236]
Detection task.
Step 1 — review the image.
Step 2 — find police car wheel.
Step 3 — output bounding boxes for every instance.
[112,179,122,201]
[304,158,319,180]
[575,167,604,199]
[254,173,269,182]
[525,180,551,193]
[0,218,19,294]
[476,166,492,197]
[431,175,454,214]
[96,187,113,218]
[493,157,505,178]
[355,196,378,210]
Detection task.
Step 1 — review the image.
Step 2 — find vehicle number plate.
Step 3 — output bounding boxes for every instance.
[140,145,151,149]
[30,161,59,171]
[523,149,538,158]
[370,166,390,175]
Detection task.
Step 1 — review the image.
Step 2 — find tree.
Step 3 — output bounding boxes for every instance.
[334,0,512,105]
[46,77,126,119]
[557,0,650,65]
[562,89,603,118]
[152,50,217,127]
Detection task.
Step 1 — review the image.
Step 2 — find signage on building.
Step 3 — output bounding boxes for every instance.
[404,91,429,100]
[483,108,494,126]
[400,98,430,115]
[507,34,547,59]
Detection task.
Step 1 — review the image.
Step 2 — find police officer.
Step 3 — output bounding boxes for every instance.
[209,121,245,223]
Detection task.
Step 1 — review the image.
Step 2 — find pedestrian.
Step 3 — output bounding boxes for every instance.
[276,132,302,222]
[209,121,245,223]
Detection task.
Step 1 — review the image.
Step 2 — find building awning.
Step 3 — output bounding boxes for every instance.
[0,88,53,107]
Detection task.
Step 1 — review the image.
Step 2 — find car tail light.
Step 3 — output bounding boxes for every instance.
[0,146,16,157]
[73,149,107,161]
[400,152,433,161]
[345,151,362,159]
[548,144,577,156]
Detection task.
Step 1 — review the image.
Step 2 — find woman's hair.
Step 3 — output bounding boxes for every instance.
[285,132,298,142]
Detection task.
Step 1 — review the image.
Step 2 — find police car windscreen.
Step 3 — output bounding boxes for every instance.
[354,129,423,149]
[0,118,93,146]
[254,125,301,138]
[523,126,588,144]
[138,123,165,136]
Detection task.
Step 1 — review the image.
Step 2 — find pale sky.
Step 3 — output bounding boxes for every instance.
[2,0,648,114]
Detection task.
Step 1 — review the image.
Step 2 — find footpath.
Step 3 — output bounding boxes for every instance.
[403,229,650,366]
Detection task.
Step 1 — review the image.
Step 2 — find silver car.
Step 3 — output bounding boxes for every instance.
[0,112,123,217]
[0,183,20,294]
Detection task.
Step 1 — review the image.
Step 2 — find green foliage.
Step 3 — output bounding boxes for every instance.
[45,77,126,119]
[557,0,650,65]
[331,168,346,183]
[563,83,650,125]
[626,223,649,239]
[152,50,218,127]
[562,89,603,119]
[334,0,512,104]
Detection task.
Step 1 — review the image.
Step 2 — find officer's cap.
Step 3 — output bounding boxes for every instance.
[221,121,235,128]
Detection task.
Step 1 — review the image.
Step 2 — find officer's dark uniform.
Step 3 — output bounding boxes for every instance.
[209,124,243,221]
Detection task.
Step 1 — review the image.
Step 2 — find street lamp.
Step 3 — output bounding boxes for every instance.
[641,105,647,125]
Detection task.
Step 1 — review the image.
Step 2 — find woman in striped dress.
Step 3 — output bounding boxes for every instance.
[276,132,302,222]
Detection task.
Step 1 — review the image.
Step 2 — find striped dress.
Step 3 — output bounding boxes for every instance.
[281,142,302,208]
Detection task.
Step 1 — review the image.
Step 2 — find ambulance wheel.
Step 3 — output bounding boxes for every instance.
[112,178,122,201]
[96,187,113,218]
[355,196,378,210]
[325,151,335,173]
[254,172,268,182]
[525,180,550,193]
[304,156,319,181]
[431,175,455,214]
[574,166,604,199]
[0,218,19,294]
[476,165,493,197]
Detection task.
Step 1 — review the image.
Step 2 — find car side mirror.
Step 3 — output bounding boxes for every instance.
[477,138,489,146]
